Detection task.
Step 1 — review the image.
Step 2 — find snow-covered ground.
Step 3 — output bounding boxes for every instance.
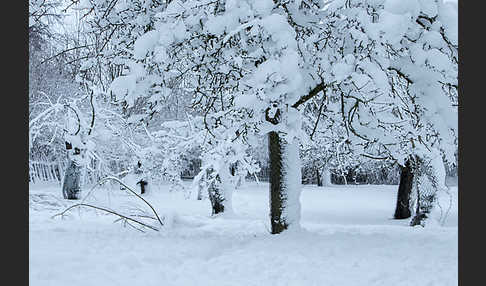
[29,181,457,286]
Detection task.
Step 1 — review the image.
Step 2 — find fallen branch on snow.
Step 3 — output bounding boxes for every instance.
[52,203,159,232]
[52,176,164,232]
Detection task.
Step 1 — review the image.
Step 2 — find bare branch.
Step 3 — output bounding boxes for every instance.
[90,176,164,227]
[292,83,326,109]
[52,203,159,232]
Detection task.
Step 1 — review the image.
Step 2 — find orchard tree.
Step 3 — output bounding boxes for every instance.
[328,0,458,225]
[110,0,334,233]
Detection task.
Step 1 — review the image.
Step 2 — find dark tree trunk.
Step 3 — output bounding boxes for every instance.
[268,131,288,234]
[206,168,226,215]
[230,163,236,176]
[265,106,301,234]
[316,168,322,187]
[207,175,225,215]
[393,160,413,219]
[137,180,147,194]
[62,159,82,200]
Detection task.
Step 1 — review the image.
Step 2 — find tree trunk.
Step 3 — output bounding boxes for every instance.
[42,164,48,181]
[410,186,437,226]
[230,162,243,189]
[268,131,301,234]
[321,166,332,187]
[206,165,233,215]
[196,181,203,200]
[208,176,225,215]
[316,168,322,187]
[29,162,35,183]
[410,173,432,227]
[62,159,82,200]
[230,164,236,176]
[137,180,147,194]
[134,161,147,194]
[393,159,413,219]
[409,153,443,227]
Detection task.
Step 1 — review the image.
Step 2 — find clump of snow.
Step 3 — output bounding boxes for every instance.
[173,20,189,42]
[133,30,160,60]
[164,0,186,16]
[331,55,354,82]
[384,0,420,17]
[248,0,274,16]
[438,1,458,45]
[109,75,137,103]
[261,14,297,50]
[377,11,410,46]
[281,138,302,230]
[418,0,438,17]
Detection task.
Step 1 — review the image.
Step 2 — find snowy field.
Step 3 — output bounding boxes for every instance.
[29,181,457,286]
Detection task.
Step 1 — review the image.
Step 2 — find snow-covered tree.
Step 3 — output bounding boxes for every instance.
[333,0,458,225]
[108,0,330,232]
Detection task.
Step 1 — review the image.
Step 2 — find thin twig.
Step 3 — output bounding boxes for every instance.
[52,203,159,231]
[95,176,164,227]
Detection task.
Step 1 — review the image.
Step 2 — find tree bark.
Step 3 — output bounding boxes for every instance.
[268,131,301,234]
[62,159,82,200]
[269,131,285,233]
[393,159,413,219]
[316,168,322,187]
[206,165,233,215]
[137,180,147,194]
[207,177,225,215]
